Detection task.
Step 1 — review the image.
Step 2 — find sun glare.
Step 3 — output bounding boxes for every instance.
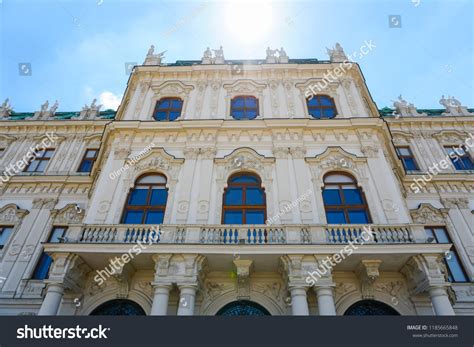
[225,1,273,44]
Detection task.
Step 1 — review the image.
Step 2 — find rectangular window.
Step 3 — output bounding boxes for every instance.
[31,226,67,280]
[445,146,474,170]
[425,227,469,282]
[77,149,98,173]
[24,148,55,173]
[396,147,419,171]
[0,226,14,250]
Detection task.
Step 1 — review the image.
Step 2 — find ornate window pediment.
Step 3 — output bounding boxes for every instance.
[432,130,470,145]
[223,80,266,95]
[150,81,194,98]
[0,204,29,224]
[391,131,414,145]
[409,203,447,224]
[50,204,84,225]
[215,147,274,181]
[125,147,184,182]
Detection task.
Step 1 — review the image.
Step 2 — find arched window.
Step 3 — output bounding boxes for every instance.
[307,95,337,119]
[322,172,371,224]
[344,300,399,316]
[153,97,183,121]
[216,300,271,316]
[222,173,266,224]
[121,174,168,224]
[230,96,259,120]
[90,299,146,316]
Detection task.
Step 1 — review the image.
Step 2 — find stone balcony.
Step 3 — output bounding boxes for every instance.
[59,223,427,245]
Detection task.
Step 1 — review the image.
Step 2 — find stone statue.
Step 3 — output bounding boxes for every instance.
[327,42,348,63]
[147,45,155,57]
[50,100,59,114]
[78,99,102,119]
[440,95,474,116]
[0,98,13,118]
[143,45,165,65]
[202,46,225,64]
[40,100,49,112]
[266,47,288,63]
[392,95,426,117]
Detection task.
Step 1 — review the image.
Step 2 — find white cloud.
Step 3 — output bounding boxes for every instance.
[99,91,122,110]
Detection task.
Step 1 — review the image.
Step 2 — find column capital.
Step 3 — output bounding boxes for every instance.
[401,254,450,295]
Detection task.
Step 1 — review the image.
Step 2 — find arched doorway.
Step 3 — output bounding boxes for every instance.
[90,299,146,316]
[344,300,400,316]
[216,300,270,316]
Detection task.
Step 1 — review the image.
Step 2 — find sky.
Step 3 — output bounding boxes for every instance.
[0,0,473,112]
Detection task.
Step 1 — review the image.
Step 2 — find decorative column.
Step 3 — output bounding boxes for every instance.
[37,253,89,316]
[280,255,310,316]
[38,283,65,315]
[314,286,336,316]
[402,254,456,316]
[312,255,337,315]
[428,286,455,316]
[289,286,309,315]
[150,284,172,315]
[177,284,198,316]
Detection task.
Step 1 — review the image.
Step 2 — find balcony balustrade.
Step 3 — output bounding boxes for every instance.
[58,224,426,245]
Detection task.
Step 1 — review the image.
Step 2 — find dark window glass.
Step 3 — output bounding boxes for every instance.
[122,174,167,224]
[222,173,266,224]
[396,147,419,171]
[25,149,55,173]
[153,98,183,121]
[78,149,98,173]
[445,147,474,170]
[0,226,14,249]
[31,227,67,280]
[307,95,337,119]
[231,96,259,120]
[425,227,469,282]
[323,173,371,224]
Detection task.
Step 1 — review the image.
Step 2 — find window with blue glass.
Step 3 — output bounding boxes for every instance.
[0,226,14,250]
[121,174,168,224]
[307,95,337,119]
[153,97,183,121]
[445,146,474,170]
[396,147,419,171]
[77,149,98,173]
[222,173,266,224]
[230,96,259,120]
[32,226,67,280]
[425,227,469,282]
[322,173,371,224]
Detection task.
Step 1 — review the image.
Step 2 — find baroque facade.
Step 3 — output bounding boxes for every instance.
[0,44,473,316]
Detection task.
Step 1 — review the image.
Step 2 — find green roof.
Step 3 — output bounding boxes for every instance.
[6,110,116,120]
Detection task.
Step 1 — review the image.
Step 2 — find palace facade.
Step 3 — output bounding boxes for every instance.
[0,45,473,316]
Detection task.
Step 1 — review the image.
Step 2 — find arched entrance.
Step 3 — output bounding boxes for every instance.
[344,300,400,316]
[216,300,271,316]
[90,299,146,316]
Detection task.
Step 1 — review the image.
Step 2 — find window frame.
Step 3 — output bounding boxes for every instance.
[444,146,474,171]
[222,172,267,224]
[31,226,68,280]
[424,226,469,283]
[77,148,99,173]
[306,94,338,119]
[0,225,14,250]
[322,172,372,224]
[230,95,259,120]
[152,97,183,121]
[121,173,168,224]
[24,148,55,173]
[395,146,420,171]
